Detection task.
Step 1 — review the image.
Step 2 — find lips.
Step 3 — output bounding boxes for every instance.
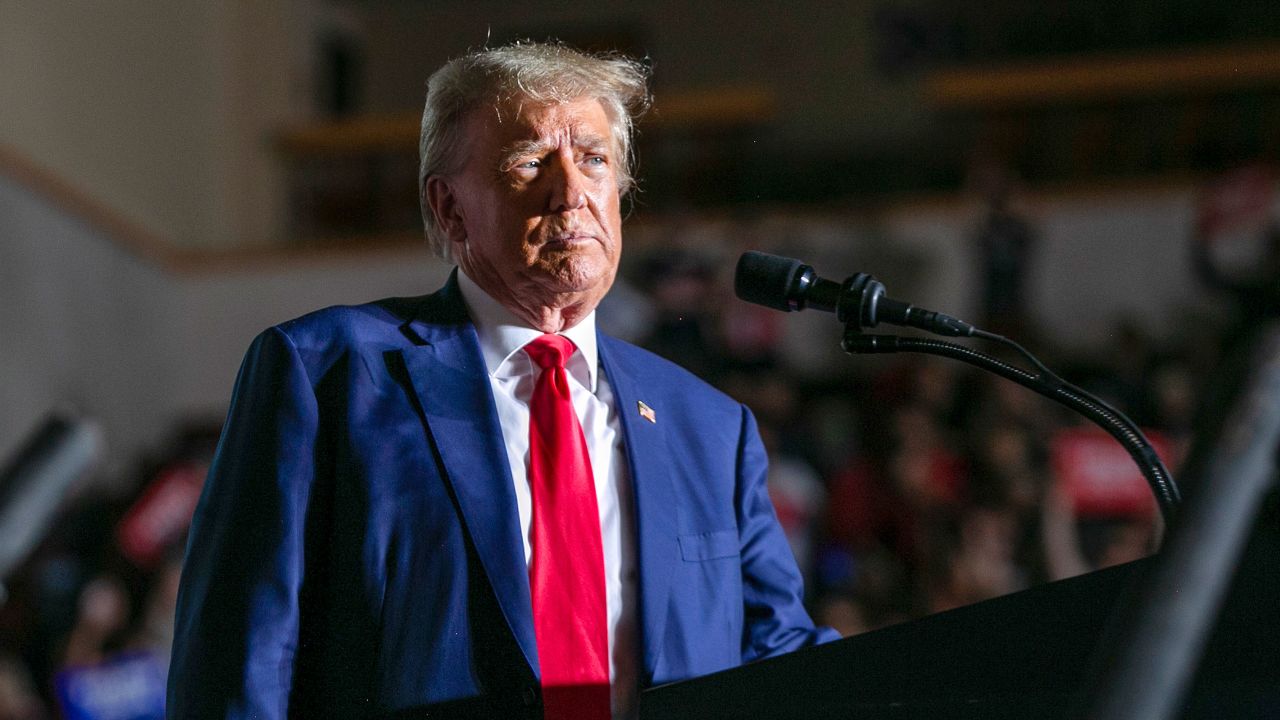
[541,232,596,247]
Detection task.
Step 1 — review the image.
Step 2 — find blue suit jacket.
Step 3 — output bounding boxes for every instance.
[168,277,834,719]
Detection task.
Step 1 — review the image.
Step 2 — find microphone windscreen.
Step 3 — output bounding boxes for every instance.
[735,251,805,311]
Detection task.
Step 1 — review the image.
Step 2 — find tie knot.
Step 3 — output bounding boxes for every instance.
[524,334,575,370]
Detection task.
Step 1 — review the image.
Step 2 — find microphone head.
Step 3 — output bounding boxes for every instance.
[734,251,808,312]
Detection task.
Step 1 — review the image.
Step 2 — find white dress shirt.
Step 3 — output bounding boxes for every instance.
[457,271,639,719]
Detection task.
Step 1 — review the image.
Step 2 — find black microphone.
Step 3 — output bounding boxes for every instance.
[734,251,977,337]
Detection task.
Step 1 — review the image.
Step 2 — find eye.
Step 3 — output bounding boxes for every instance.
[515,159,541,170]
[581,155,609,174]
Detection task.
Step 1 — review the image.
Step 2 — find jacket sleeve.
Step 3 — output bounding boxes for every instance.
[167,327,319,719]
[735,405,841,662]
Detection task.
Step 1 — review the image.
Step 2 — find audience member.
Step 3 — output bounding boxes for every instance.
[0,654,45,720]
[58,576,129,669]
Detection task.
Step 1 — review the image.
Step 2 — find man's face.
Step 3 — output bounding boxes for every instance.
[430,96,624,329]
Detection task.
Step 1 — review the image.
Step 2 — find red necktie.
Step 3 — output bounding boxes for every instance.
[524,334,610,720]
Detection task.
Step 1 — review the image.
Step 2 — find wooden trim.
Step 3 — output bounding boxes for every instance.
[0,144,431,275]
[275,87,778,158]
[647,86,775,127]
[0,143,182,269]
[926,42,1280,109]
[275,114,419,157]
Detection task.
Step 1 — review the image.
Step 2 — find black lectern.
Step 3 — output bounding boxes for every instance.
[640,537,1279,719]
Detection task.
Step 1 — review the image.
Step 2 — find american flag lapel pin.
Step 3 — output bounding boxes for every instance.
[637,400,656,424]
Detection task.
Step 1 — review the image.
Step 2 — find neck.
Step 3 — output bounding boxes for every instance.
[455,267,600,334]
[456,263,606,333]
[511,298,593,333]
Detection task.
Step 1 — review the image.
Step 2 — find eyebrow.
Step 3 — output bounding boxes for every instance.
[498,132,613,169]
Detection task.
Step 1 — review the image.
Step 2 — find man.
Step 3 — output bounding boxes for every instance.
[168,42,835,720]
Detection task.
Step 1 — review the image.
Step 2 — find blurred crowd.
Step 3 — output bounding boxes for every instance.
[0,430,215,720]
[0,227,1222,719]
[627,241,1207,641]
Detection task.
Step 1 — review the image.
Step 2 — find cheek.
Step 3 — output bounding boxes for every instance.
[471,203,532,249]
[593,188,624,235]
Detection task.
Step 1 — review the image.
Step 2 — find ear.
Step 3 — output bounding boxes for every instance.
[425,176,468,245]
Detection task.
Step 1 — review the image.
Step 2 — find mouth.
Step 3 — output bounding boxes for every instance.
[541,233,597,249]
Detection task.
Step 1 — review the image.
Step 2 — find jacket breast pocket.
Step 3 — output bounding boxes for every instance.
[678,529,739,561]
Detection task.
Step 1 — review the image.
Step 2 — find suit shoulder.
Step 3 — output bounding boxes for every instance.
[241,297,429,380]
[270,297,424,351]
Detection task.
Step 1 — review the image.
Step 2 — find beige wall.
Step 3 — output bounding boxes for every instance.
[0,0,311,248]
[0,169,450,469]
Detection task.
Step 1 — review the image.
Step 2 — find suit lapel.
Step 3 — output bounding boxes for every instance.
[599,336,678,682]
[394,282,680,683]
[397,281,540,676]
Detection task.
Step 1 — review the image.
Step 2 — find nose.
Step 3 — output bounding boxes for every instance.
[548,153,588,213]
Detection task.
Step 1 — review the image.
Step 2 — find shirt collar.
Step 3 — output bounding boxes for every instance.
[456,269,600,392]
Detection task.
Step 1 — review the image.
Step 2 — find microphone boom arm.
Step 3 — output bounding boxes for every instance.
[843,328,1181,524]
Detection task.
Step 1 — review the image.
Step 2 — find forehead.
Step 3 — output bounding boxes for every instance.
[463,96,616,157]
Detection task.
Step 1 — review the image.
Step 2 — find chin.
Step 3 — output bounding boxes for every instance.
[534,253,616,294]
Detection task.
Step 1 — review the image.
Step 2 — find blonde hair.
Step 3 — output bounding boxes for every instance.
[419,41,651,260]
